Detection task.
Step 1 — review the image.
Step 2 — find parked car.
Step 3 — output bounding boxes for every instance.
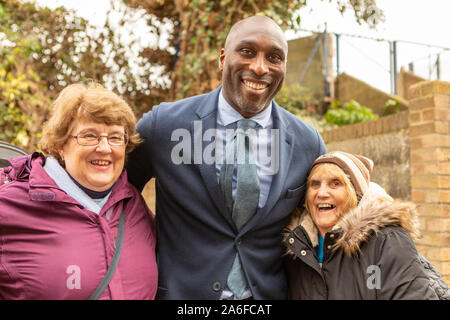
[0,141,28,168]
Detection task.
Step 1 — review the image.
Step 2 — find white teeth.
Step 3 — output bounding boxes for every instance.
[244,80,268,90]
[318,204,334,209]
[91,160,111,166]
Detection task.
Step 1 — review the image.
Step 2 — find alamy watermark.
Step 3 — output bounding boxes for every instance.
[366,265,381,290]
[66,264,81,290]
[170,121,280,175]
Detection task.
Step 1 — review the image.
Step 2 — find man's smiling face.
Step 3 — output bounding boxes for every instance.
[219,17,288,118]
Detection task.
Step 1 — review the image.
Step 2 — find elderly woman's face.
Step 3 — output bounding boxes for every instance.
[306,164,352,237]
[60,119,126,191]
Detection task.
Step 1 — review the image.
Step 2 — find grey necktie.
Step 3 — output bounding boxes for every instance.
[219,119,260,298]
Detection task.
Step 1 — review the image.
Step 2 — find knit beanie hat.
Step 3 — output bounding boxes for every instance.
[311,151,374,201]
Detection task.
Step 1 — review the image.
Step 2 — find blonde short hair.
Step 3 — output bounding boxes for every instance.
[40,83,142,164]
[306,163,358,217]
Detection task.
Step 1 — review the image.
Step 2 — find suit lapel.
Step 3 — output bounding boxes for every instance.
[192,88,233,226]
[193,93,294,233]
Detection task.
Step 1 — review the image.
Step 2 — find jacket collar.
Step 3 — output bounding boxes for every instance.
[5,153,133,210]
[193,86,294,234]
[194,86,221,119]
[284,182,420,256]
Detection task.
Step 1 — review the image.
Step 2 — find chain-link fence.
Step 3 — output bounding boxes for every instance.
[290,29,450,95]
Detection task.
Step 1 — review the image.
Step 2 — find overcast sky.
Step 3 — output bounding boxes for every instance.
[34,0,450,94]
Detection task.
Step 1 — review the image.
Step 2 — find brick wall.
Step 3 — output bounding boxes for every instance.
[322,111,410,199]
[397,67,426,100]
[334,72,408,115]
[285,35,333,97]
[408,80,450,283]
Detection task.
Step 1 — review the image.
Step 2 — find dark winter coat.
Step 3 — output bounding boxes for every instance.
[283,183,439,300]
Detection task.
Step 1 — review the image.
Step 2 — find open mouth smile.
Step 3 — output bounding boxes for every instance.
[90,160,112,167]
[243,79,269,90]
[317,203,336,212]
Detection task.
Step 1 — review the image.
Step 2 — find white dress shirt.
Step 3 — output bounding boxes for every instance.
[215,90,276,300]
[215,89,275,209]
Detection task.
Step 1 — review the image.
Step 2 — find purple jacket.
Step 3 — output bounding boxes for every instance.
[0,153,157,299]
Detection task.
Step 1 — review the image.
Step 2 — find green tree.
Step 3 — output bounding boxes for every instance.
[0,0,138,151]
[121,0,383,104]
[0,0,383,151]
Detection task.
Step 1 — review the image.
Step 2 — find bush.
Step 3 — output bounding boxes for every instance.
[325,99,378,126]
[297,111,337,132]
[275,84,318,115]
[382,98,402,116]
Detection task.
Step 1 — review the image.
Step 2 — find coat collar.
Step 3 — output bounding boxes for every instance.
[284,182,420,256]
[4,153,133,211]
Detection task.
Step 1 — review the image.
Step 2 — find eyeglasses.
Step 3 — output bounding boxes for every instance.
[69,133,128,146]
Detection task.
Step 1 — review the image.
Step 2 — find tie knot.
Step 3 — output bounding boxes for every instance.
[237,119,258,131]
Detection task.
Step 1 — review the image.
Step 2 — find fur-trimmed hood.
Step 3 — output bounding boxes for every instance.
[284,182,420,256]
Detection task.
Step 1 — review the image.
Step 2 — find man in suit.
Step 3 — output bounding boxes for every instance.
[127,15,326,299]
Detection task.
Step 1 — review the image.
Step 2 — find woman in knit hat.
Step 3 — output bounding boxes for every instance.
[283,151,440,299]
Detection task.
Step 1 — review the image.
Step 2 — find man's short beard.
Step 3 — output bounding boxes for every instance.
[233,95,271,116]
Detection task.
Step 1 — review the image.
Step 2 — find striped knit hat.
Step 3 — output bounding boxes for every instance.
[311,151,374,201]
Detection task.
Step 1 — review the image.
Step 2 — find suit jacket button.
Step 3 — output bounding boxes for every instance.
[213,282,221,291]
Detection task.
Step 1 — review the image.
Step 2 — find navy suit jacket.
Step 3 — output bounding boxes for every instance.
[127,87,326,299]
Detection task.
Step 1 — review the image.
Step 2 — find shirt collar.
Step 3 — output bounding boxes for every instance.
[217,89,272,128]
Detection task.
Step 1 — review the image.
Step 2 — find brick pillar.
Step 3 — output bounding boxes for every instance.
[408,80,450,284]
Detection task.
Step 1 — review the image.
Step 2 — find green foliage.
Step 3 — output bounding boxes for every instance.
[325,99,378,126]
[275,84,336,132]
[121,0,383,102]
[0,0,383,151]
[382,98,403,116]
[0,69,41,147]
[275,84,315,114]
[0,0,137,151]
[298,111,337,132]
[0,1,51,150]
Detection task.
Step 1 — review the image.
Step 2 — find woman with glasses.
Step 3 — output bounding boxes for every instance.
[0,83,157,299]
